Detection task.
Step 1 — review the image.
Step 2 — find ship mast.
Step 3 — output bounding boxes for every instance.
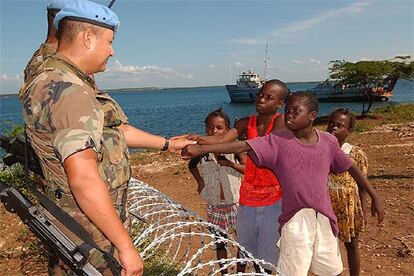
[228,60,232,84]
[263,43,269,81]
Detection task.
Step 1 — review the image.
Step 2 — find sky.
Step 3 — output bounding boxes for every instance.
[0,0,413,94]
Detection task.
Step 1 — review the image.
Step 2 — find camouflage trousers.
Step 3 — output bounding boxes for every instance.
[40,184,130,275]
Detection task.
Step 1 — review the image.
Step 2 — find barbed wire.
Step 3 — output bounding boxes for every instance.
[127,178,279,275]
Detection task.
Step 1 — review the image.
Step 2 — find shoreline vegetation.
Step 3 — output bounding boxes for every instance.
[0,103,413,274]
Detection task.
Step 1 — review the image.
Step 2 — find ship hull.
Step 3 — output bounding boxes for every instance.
[299,88,391,102]
[227,83,392,104]
[226,85,258,103]
[316,94,390,102]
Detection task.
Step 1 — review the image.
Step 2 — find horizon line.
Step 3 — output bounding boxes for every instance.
[0,80,323,96]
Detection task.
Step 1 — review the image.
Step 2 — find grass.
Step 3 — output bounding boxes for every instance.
[352,103,414,132]
[131,223,182,276]
[317,103,414,133]
[353,121,375,133]
[372,103,414,123]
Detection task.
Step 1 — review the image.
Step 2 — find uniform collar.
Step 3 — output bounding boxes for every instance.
[51,52,97,90]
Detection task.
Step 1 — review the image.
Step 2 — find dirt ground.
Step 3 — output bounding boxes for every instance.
[0,119,413,275]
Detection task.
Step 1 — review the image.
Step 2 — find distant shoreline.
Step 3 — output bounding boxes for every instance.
[0,81,323,96]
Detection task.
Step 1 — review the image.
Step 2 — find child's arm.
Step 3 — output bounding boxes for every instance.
[188,157,205,193]
[190,118,249,145]
[182,141,251,159]
[355,148,369,222]
[359,189,369,224]
[348,164,384,225]
[217,153,246,174]
[236,152,247,173]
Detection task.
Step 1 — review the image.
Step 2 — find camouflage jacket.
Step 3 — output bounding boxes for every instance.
[20,43,56,96]
[20,53,131,199]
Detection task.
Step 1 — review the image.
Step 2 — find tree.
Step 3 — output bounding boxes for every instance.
[329,56,414,115]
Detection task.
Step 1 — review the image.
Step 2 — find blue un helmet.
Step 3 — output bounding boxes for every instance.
[53,0,120,32]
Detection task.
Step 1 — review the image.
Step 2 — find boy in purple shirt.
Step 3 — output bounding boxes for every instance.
[182,92,384,276]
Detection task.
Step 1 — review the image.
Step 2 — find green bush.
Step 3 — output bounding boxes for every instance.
[2,123,24,138]
[0,163,38,203]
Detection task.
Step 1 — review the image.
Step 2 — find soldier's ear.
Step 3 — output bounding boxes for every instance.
[82,28,97,49]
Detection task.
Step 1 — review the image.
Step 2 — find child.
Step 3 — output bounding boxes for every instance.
[190,79,288,273]
[182,92,384,276]
[327,108,368,276]
[188,108,246,275]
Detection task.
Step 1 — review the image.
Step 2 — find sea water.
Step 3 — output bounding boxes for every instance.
[1,80,412,138]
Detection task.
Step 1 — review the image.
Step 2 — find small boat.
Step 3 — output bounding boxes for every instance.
[225,70,263,103]
[298,81,393,102]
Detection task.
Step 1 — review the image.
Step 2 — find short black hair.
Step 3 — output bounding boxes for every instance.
[329,108,356,130]
[287,91,319,113]
[263,79,289,100]
[204,108,230,128]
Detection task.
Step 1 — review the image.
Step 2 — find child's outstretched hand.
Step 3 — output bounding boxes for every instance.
[169,135,197,153]
[187,134,211,145]
[348,164,385,226]
[371,198,385,226]
[181,144,202,160]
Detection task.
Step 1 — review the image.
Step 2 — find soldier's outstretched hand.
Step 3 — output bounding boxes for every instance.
[168,134,197,153]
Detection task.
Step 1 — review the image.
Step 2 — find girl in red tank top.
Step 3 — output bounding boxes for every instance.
[187,80,288,273]
[239,114,283,206]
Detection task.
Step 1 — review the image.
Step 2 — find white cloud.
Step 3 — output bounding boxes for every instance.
[0,73,21,81]
[109,60,176,75]
[309,58,321,64]
[103,60,194,80]
[228,1,372,45]
[181,73,194,80]
[0,73,22,94]
[208,64,217,68]
[227,37,266,46]
[234,62,245,68]
[291,58,321,65]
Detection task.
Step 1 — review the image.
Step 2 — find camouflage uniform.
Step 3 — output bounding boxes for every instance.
[21,43,56,87]
[20,52,131,274]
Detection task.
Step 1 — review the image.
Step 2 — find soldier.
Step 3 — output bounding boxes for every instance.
[20,0,194,275]
[21,0,69,87]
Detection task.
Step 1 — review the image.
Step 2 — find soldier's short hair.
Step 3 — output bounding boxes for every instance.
[57,18,101,45]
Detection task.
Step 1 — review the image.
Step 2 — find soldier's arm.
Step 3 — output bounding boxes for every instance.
[64,148,144,275]
[119,123,194,152]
